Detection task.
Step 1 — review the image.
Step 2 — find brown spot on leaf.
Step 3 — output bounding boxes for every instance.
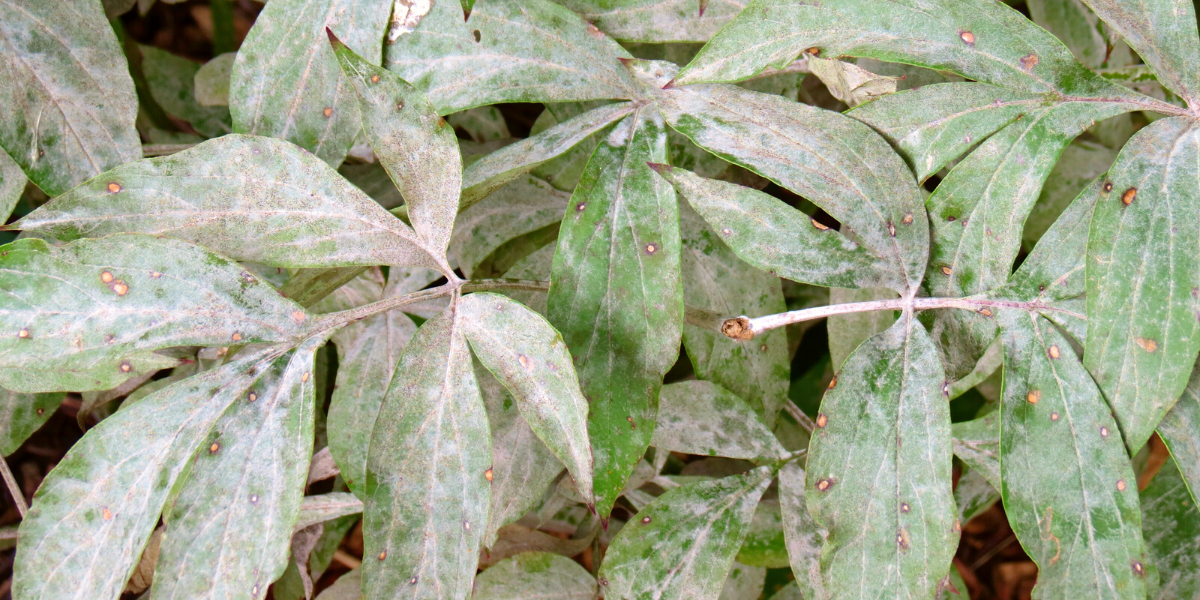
[811,218,830,231]
[322,107,333,118]
[902,213,914,224]
[1117,479,1127,491]
[150,271,162,278]
[941,266,953,276]
[828,376,837,390]
[978,308,992,317]
[641,516,651,524]
[396,100,405,111]
[35,408,43,416]
[370,74,380,83]
[816,414,828,428]
[409,576,418,584]
[897,529,910,550]
[105,334,115,344]
[209,442,220,454]
[473,29,482,42]
[250,494,259,504]
[1048,345,1061,359]
[119,361,132,373]
[900,502,910,513]
[627,415,636,430]
[1100,426,1109,438]
[248,392,258,402]
[291,311,306,323]
[17,328,29,339]
[111,281,129,296]
[518,354,532,370]
[816,478,834,491]
[100,271,114,284]
[644,243,658,254]
[576,202,586,212]
[231,332,242,342]
[1121,187,1137,205]
[806,47,820,56]
[463,521,470,531]
[302,372,311,382]
[102,507,112,520]
[1133,561,1145,576]
[759,344,768,352]
[947,215,956,222]
[1135,337,1158,352]
[107,183,121,193]
[1020,53,1039,70]
[1051,412,1059,421]
[959,31,975,45]
[485,468,493,481]
[378,551,387,560]
[1103,181,1113,192]
[721,227,732,235]
[954,519,962,532]
[1027,390,1040,404]
[888,221,896,237]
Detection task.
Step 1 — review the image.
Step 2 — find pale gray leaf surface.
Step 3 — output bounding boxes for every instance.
[658,83,929,294]
[338,162,404,210]
[275,512,359,600]
[449,175,567,279]
[828,287,896,369]
[331,36,460,255]
[315,271,416,496]
[459,292,593,504]
[1140,458,1200,600]
[954,466,1000,528]
[499,241,556,315]
[0,150,25,224]
[531,102,615,193]
[546,107,682,520]
[599,467,773,600]
[473,552,595,600]
[1157,360,1200,507]
[195,52,235,107]
[1026,0,1108,69]
[150,336,325,600]
[230,0,390,167]
[0,389,63,456]
[385,0,639,115]
[0,234,308,393]
[653,381,786,460]
[1086,117,1200,453]
[806,56,899,107]
[363,304,490,600]
[0,0,140,196]
[676,0,1150,99]
[295,493,364,530]
[314,568,360,600]
[476,360,563,547]
[718,563,765,600]
[778,462,826,600]
[13,345,285,600]
[446,107,509,143]
[384,266,449,320]
[995,310,1148,599]
[460,102,634,210]
[483,524,596,569]
[551,0,746,43]
[951,411,1000,489]
[139,45,232,139]
[736,500,788,569]
[999,177,1101,306]
[805,317,956,599]
[657,163,895,290]
[1022,139,1116,252]
[849,83,1047,182]
[15,135,446,272]
[677,201,788,424]
[1078,0,1200,106]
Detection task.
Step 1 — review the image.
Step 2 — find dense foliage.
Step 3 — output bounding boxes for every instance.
[1,0,1199,599]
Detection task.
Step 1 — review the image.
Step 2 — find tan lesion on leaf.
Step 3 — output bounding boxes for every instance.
[1026,390,1040,404]
[1039,507,1061,565]
[1020,54,1039,71]
[959,31,975,46]
[1135,337,1158,352]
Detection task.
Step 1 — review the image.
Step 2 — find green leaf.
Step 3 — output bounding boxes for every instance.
[531,102,618,192]
[229,0,391,167]
[599,467,774,600]
[149,336,325,600]
[1077,0,1200,106]
[1157,361,1200,507]
[546,107,682,520]
[736,500,788,569]
[362,304,490,600]
[1141,457,1200,600]
[0,0,141,197]
[447,107,510,143]
[0,150,25,224]
[139,45,232,139]
[195,52,235,107]
[1026,0,1109,69]
[954,466,1000,528]
[653,381,786,460]
[15,135,448,273]
[385,0,639,115]
[805,317,957,599]
[676,0,1151,97]
[315,568,361,600]
[318,273,417,496]
[828,287,896,368]
[477,359,563,547]
[719,562,766,600]
[0,234,309,393]
[657,84,929,294]
[1022,139,1116,252]
[678,201,789,425]
[1002,177,1101,305]
[657,164,895,290]
[295,492,364,530]
[994,310,1149,598]
[459,292,594,505]
[474,552,596,600]
[460,102,634,210]
[449,175,568,279]
[951,411,1000,488]
[1086,117,1200,452]
[778,462,826,600]
[13,344,288,600]
[0,389,63,456]
[330,35,461,256]
[551,0,747,43]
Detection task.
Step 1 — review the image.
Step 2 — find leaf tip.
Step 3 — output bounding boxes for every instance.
[662,78,678,89]
[646,162,672,175]
[325,27,343,49]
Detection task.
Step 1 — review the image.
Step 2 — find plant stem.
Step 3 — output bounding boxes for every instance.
[784,399,816,433]
[722,296,1081,340]
[1,456,27,518]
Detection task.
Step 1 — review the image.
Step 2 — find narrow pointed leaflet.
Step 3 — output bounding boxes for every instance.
[1157,359,1200,508]
[1077,0,1200,107]
[547,107,682,520]
[330,33,461,256]
[0,234,309,393]
[363,304,490,600]
[804,317,957,599]
[1086,117,1200,453]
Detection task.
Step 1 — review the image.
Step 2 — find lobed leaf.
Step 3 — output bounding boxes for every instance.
[362,304,490,600]
[657,84,929,294]
[229,0,391,167]
[384,0,639,115]
[459,292,594,505]
[599,466,774,600]
[805,317,957,599]
[0,234,308,393]
[149,336,326,600]
[15,135,448,273]
[13,345,286,600]
[1086,117,1200,452]
[330,34,461,256]
[0,0,140,196]
[546,107,682,520]
[473,552,596,600]
[652,380,786,460]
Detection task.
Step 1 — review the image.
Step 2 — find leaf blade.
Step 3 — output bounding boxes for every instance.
[653,381,786,460]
